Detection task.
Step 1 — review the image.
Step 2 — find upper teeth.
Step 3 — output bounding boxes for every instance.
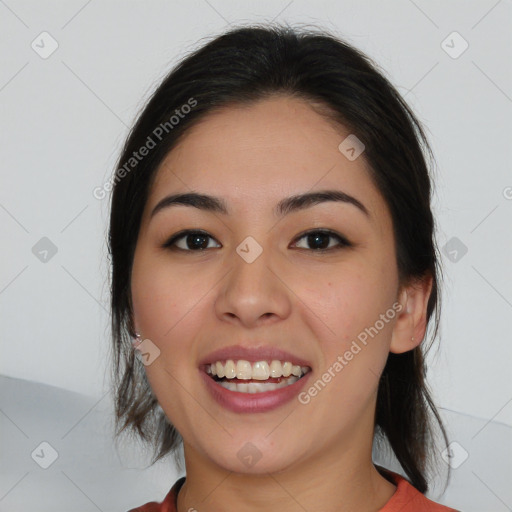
[207,360,310,380]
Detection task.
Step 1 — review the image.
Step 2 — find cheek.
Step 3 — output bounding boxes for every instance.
[130,253,181,354]
[296,261,397,384]
[130,251,216,358]
[299,264,393,333]
[304,275,395,412]
[131,268,179,339]
[130,256,205,413]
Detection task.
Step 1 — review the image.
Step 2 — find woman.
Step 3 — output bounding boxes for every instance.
[108,23,459,512]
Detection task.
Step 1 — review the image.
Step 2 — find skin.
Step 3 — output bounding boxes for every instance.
[130,95,433,512]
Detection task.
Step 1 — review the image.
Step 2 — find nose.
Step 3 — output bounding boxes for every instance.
[214,242,292,328]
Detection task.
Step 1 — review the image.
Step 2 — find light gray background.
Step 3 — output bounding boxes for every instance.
[1,1,511,511]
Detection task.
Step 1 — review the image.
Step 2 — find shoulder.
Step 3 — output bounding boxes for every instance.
[126,476,186,512]
[377,467,460,512]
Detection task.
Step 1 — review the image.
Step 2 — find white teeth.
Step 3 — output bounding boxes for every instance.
[224,360,236,379]
[236,360,252,379]
[215,361,225,378]
[218,375,300,393]
[207,359,310,380]
[251,361,270,380]
[269,360,282,377]
[291,365,301,377]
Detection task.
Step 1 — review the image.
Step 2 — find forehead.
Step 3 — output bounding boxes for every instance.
[145,96,387,226]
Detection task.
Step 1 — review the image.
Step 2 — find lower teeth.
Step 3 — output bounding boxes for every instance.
[216,375,300,393]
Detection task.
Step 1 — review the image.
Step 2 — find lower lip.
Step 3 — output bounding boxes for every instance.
[199,369,312,413]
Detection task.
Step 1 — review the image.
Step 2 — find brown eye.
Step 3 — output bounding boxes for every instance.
[162,229,351,253]
[163,230,221,251]
[292,230,351,251]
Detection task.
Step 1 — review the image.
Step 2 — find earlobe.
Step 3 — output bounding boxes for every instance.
[389,274,433,354]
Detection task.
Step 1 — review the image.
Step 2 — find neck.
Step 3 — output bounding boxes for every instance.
[176,422,396,512]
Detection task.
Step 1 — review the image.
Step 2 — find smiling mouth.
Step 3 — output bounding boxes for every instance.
[204,359,311,394]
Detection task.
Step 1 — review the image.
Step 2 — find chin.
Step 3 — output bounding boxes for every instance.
[205,442,302,475]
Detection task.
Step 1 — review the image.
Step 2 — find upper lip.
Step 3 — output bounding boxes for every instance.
[199,345,312,368]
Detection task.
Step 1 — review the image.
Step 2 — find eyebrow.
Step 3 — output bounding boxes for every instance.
[150,189,370,220]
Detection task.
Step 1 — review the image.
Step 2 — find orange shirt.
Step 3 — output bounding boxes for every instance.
[127,469,459,511]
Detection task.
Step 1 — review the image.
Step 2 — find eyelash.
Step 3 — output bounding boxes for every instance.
[161,229,352,253]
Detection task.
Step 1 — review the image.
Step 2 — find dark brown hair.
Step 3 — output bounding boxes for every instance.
[108,22,451,493]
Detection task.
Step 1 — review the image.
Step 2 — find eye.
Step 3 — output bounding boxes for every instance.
[291,229,351,251]
[162,230,221,251]
[162,228,351,252]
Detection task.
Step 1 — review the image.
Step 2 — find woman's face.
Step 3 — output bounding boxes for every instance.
[131,95,408,474]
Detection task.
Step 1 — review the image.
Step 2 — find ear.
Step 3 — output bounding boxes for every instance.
[390,273,433,354]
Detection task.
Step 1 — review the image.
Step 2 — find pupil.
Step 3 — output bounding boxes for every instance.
[308,233,329,249]
[188,233,208,250]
